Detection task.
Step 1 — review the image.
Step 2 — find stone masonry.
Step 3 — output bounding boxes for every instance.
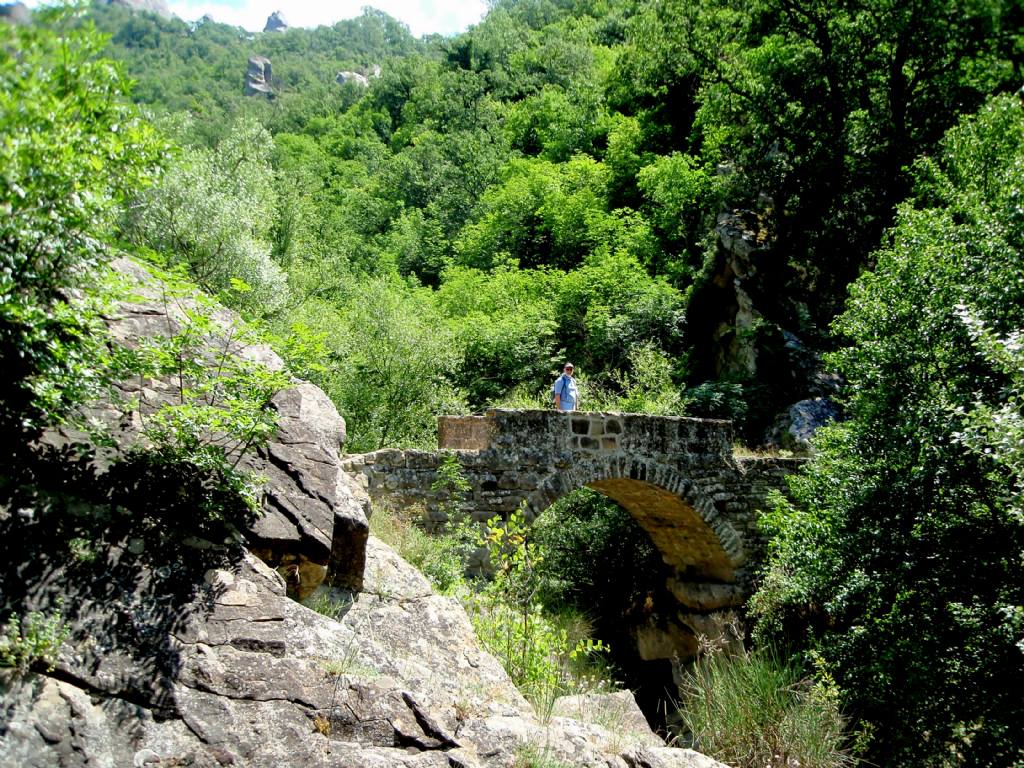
[342,409,802,662]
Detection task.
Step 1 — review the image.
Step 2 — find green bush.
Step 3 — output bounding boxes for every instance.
[0,604,71,673]
[0,10,163,445]
[678,649,857,768]
[125,116,289,316]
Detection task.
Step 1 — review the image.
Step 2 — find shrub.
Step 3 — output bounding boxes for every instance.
[678,649,856,768]
[464,508,612,717]
[125,116,289,316]
[750,96,1024,766]
[0,604,71,673]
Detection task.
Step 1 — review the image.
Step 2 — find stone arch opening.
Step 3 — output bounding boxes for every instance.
[525,464,747,733]
[526,461,743,586]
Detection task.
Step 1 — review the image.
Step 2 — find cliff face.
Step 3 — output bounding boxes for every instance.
[686,210,839,447]
[0,259,725,768]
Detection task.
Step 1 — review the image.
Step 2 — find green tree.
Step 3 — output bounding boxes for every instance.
[125,116,289,315]
[751,96,1024,766]
[436,264,560,407]
[334,276,465,451]
[0,9,163,443]
[618,0,1020,323]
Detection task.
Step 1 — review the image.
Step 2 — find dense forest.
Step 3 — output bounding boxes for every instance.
[2,1,1024,766]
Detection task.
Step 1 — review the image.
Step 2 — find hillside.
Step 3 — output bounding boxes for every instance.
[2,3,1024,766]
[72,0,1021,447]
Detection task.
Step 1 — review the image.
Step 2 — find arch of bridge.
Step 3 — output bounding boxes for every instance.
[525,459,741,584]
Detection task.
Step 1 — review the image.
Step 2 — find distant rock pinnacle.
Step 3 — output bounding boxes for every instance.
[264,10,288,32]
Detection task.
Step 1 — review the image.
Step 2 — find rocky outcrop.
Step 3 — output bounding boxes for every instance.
[766,397,840,452]
[336,70,370,87]
[245,55,273,96]
[704,209,774,380]
[336,66,381,88]
[685,208,842,448]
[0,534,728,767]
[0,2,30,24]
[264,10,288,32]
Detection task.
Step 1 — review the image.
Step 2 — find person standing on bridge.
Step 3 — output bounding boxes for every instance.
[552,363,578,412]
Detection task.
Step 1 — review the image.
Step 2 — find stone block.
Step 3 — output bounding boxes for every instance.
[438,415,492,450]
[497,473,520,490]
[666,579,745,611]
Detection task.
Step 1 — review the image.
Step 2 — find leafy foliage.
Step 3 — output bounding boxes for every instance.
[465,507,613,716]
[0,9,163,442]
[125,117,289,315]
[0,604,70,673]
[751,96,1024,766]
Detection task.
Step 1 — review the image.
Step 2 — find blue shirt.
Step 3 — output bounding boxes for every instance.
[553,373,578,411]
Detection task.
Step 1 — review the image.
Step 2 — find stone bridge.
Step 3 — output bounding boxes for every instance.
[342,409,801,661]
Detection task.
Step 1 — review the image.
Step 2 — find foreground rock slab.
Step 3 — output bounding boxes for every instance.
[0,540,735,767]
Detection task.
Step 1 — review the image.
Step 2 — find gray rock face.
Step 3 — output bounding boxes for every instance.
[709,209,772,379]
[264,10,288,32]
[245,55,273,96]
[767,397,840,453]
[0,2,30,24]
[0,538,728,767]
[336,70,370,87]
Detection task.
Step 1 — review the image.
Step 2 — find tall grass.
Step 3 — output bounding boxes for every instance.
[678,649,857,768]
[368,502,468,594]
[464,596,617,718]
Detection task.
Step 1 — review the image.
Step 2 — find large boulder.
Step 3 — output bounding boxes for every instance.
[766,397,841,453]
[245,55,273,96]
[0,2,30,24]
[43,257,368,598]
[336,70,370,87]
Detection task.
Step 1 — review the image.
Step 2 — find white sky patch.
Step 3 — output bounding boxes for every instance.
[164,0,486,36]
[20,0,486,37]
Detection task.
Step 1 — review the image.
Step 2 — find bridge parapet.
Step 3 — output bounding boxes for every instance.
[439,409,734,462]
